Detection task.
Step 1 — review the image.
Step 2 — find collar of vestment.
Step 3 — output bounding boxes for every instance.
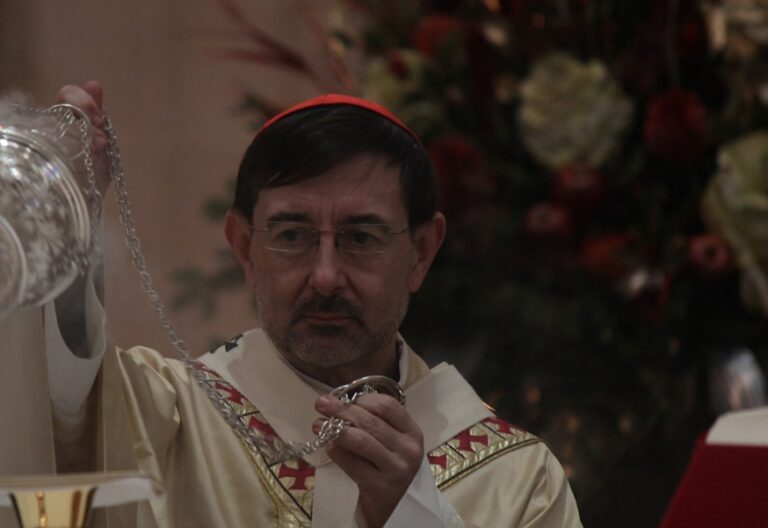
[198,329,500,527]
[198,328,492,468]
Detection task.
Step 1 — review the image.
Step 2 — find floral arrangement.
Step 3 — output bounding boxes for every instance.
[176,1,768,523]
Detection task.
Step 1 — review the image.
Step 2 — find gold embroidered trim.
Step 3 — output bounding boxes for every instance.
[428,419,541,490]
[193,362,313,527]
[195,362,537,523]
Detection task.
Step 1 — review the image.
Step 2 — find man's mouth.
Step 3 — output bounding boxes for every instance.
[302,313,355,324]
[292,294,364,327]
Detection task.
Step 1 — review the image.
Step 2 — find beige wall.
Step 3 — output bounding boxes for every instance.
[1,0,342,354]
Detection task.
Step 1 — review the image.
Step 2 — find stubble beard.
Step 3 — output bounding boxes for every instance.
[259,292,410,370]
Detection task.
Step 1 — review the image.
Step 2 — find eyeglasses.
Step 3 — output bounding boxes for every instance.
[251,221,410,256]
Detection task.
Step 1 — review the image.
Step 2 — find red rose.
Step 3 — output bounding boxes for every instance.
[412,15,464,57]
[428,135,487,216]
[644,89,710,162]
[688,233,733,278]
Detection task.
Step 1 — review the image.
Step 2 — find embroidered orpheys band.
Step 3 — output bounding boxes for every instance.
[192,355,540,525]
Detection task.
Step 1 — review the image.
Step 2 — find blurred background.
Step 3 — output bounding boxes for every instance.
[3,0,768,526]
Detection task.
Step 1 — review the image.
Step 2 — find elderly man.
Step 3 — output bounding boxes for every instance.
[1,82,581,527]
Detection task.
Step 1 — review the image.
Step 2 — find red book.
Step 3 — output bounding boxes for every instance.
[661,409,768,528]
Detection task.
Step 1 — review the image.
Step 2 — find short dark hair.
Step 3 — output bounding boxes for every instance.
[232,104,438,228]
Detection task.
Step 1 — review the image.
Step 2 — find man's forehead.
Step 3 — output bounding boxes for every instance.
[254,155,406,220]
[256,186,402,223]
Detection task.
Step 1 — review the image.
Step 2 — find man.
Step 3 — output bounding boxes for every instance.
[1,82,581,527]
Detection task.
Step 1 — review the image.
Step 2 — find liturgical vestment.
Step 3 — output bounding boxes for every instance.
[0,281,581,527]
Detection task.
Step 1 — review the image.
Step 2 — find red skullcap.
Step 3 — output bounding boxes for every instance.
[259,93,419,142]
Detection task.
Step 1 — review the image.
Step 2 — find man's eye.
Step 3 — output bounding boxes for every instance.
[347,229,383,247]
[276,227,311,245]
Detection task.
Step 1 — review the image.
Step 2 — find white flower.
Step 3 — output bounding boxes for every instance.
[703,0,768,51]
[702,131,768,317]
[362,50,427,112]
[517,53,633,170]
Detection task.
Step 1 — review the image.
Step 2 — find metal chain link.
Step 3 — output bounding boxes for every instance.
[73,108,104,270]
[7,102,356,462]
[101,116,352,465]
[13,105,407,464]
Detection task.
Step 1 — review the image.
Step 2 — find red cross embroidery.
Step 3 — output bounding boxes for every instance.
[485,417,514,434]
[454,429,489,452]
[248,415,277,438]
[428,453,448,468]
[278,459,315,491]
[213,382,244,405]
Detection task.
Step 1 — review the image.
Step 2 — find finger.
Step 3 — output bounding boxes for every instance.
[312,416,394,471]
[354,393,421,435]
[316,396,403,450]
[335,424,399,471]
[326,440,377,485]
[311,418,326,435]
[56,84,103,127]
[81,80,103,109]
[326,437,386,481]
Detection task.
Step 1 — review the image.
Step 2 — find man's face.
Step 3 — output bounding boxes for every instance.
[232,154,430,374]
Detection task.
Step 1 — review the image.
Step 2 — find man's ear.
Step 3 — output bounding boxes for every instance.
[408,212,446,293]
[225,210,257,287]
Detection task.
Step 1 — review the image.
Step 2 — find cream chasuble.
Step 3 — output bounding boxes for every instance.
[1,306,581,527]
[103,329,581,527]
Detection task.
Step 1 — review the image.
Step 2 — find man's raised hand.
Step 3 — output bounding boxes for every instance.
[315,392,424,528]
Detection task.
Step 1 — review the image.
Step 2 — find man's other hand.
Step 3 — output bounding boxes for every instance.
[315,393,424,528]
[56,81,110,196]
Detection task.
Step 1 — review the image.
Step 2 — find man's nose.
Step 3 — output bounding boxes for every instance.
[307,233,348,295]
